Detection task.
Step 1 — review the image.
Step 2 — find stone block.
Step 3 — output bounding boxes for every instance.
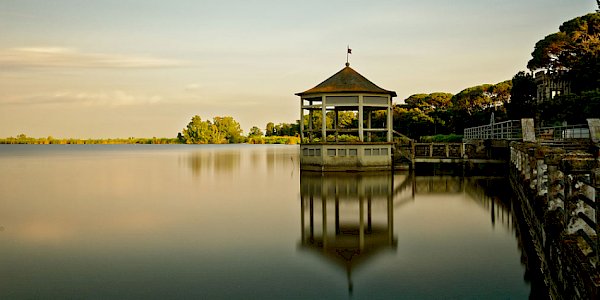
[560,157,598,173]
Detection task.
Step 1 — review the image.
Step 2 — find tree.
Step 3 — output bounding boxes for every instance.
[265,122,275,136]
[489,80,512,105]
[527,32,571,71]
[451,84,494,115]
[213,116,244,143]
[274,122,299,136]
[337,111,357,128]
[248,126,263,137]
[404,94,430,109]
[179,115,247,144]
[527,13,600,92]
[393,106,436,139]
[427,92,453,110]
[506,71,537,120]
[539,90,600,125]
[179,115,220,144]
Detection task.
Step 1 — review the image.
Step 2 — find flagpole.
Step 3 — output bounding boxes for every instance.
[346,45,349,64]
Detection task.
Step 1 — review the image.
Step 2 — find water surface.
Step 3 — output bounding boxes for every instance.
[0,145,529,299]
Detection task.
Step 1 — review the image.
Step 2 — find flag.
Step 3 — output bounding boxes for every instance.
[347,48,352,54]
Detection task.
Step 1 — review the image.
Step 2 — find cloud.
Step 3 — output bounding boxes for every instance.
[0,47,185,68]
[6,90,163,107]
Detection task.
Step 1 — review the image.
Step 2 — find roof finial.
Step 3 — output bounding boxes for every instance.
[346,45,352,67]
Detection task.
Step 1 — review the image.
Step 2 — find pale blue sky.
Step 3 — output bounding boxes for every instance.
[0,0,596,138]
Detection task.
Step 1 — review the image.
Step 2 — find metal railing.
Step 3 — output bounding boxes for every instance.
[465,121,591,142]
[536,124,590,141]
[463,120,522,140]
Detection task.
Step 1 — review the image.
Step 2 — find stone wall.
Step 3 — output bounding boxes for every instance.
[510,142,600,299]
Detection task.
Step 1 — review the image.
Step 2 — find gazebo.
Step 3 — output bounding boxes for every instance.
[295,62,397,171]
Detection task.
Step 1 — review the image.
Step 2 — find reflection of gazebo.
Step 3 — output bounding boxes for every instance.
[299,171,397,293]
[296,63,396,171]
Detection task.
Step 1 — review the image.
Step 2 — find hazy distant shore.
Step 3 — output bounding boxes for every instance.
[0,135,299,145]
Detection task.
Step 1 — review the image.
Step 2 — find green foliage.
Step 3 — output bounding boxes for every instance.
[265,122,275,136]
[404,94,429,109]
[179,115,245,144]
[324,134,360,142]
[395,83,509,139]
[451,84,495,114]
[538,90,600,125]
[393,106,435,139]
[303,112,333,131]
[180,115,221,144]
[274,122,299,136]
[214,116,244,143]
[419,134,464,143]
[0,135,180,144]
[503,12,600,124]
[528,13,600,92]
[335,111,357,128]
[404,92,452,111]
[247,136,300,144]
[266,121,300,137]
[506,71,537,120]
[527,32,571,71]
[248,126,263,137]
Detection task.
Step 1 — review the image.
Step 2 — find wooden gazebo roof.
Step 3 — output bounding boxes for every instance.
[296,64,397,97]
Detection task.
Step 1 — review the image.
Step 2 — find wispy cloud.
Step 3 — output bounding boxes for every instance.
[5,90,163,107]
[0,47,184,68]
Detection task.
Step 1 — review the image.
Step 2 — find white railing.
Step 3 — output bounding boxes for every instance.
[463,120,522,140]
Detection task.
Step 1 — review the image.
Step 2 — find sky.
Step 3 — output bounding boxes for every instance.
[0,0,597,138]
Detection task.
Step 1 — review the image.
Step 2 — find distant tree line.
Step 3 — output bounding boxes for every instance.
[177,115,299,145]
[0,134,179,144]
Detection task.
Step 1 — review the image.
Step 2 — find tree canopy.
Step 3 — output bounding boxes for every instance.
[506,71,537,120]
[404,93,452,111]
[528,13,600,92]
[179,115,244,144]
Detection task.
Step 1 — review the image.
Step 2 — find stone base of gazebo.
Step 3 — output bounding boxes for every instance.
[300,143,393,171]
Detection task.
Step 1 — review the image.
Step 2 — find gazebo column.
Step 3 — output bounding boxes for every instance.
[387,98,393,142]
[367,110,372,142]
[358,95,364,142]
[334,108,339,142]
[321,95,327,140]
[300,99,305,140]
[308,109,314,141]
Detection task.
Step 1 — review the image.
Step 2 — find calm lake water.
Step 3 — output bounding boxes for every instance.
[0,145,530,299]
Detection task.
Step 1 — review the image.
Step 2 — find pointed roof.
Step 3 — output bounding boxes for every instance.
[296,63,396,97]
